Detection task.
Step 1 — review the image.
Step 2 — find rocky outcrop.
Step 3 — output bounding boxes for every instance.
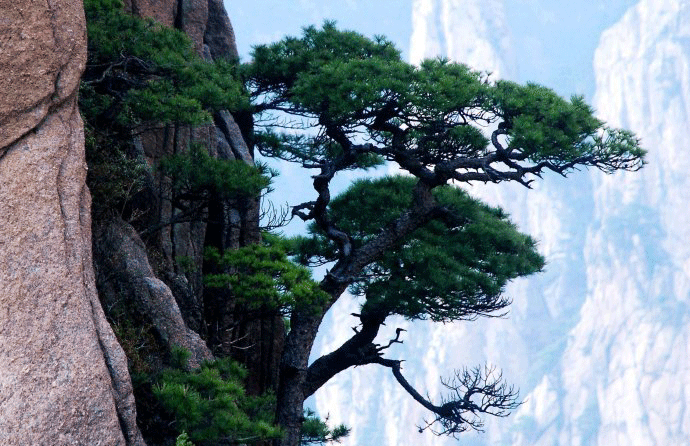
[0,1,144,444]
[123,0,238,60]
[91,0,283,396]
[112,0,253,331]
[95,217,213,368]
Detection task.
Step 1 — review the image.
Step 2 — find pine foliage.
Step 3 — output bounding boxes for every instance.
[290,176,544,322]
[83,0,244,127]
[205,235,329,316]
[153,350,281,445]
[80,0,267,220]
[249,23,644,181]
[159,143,272,202]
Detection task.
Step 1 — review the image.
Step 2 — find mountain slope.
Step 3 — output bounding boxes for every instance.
[524,1,690,443]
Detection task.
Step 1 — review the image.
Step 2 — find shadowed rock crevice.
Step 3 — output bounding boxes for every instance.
[94,217,213,368]
[94,0,284,399]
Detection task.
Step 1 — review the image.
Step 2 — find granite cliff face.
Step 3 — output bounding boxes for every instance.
[0,1,144,444]
[514,1,690,444]
[123,0,238,60]
[314,1,690,445]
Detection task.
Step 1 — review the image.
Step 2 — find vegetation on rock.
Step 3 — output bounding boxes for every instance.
[204,235,329,317]
[152,348,281,445]
[81,0,259,220]
[80,3,644,445]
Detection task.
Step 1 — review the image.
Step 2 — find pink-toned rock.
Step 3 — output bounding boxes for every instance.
[123,0,176,28]
[0,1,84,149]
[124,0,237,58]
[0,1,144,444]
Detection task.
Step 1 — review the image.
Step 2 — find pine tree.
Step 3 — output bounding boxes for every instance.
[244,23,644,445]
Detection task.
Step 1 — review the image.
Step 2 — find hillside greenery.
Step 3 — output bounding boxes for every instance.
[81,1,344,444]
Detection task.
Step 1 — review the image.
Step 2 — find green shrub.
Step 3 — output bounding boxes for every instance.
[175,432,195,446]
[82,0,245,128]
[204,235,329,316]
[153,355,281,445]
[81,0,266,222]
[300,409,350,445]
[159,143,272,203]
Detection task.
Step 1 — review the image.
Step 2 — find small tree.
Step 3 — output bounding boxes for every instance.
[243,23,644,445]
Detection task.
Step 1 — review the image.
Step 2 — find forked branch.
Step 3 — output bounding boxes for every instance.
[375,360,522,437]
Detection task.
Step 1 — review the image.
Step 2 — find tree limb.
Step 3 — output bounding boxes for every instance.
[374,361,522,437]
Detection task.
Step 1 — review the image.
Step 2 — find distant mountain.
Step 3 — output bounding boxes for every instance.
[514,1,690,444]
[409,0,516,79]
[312,1,690,445]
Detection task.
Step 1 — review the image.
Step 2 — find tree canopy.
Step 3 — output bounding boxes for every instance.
[290,176,545,323]
[249,23,643,189]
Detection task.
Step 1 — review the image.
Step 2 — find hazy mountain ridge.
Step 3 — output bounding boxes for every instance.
[516,1,690,444]
[539,1,690,443]
[410,0,516,79]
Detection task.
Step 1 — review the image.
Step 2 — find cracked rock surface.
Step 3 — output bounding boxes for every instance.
[0,1,144,444]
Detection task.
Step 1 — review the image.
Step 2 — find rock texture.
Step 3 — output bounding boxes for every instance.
[0,1,85,148]
[123,0,238,60]
[0,1,144,444]
[115,0,252,326]
[91,0,248,340]
[95,218,213,368]
[92,0,283,396]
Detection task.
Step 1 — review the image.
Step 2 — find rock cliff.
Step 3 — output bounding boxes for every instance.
[0,1,144,444]
[89,0,282,396]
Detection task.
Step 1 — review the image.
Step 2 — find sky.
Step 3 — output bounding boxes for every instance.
[224,0,637,98]
[224,1,413,61]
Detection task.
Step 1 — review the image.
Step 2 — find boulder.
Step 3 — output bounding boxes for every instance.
[0,1,144,444]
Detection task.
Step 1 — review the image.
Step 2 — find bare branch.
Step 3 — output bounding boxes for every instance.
[376,328,406,352]
[260,199,291,231]
[375,360,522,438]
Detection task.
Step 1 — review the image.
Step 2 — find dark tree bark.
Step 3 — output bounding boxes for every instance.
[275,181,440,445]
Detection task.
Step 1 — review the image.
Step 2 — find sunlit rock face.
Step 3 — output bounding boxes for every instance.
[0,1,144,444]
[313,1,690,445]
